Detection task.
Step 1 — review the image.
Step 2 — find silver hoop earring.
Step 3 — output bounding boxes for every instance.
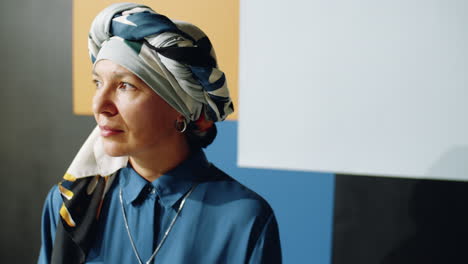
[175,119,187,133]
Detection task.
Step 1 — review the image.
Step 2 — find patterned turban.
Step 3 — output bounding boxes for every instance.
[88,2,233,123]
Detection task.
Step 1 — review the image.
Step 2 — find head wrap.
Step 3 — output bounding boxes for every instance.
[88,2,233,123]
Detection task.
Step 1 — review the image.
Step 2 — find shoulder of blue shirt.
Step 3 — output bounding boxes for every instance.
[44,164,274,224]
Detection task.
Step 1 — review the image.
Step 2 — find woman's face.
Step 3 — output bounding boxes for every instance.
[92,59,181,157]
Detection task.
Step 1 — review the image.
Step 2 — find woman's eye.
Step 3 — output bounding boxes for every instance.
[92,80,102,89]
[118,82,136,91]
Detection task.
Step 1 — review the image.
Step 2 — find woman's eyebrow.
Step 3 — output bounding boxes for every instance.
[91,70,134,79]
[112,72,135,79]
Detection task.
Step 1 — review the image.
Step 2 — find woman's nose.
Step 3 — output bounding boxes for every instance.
[92,85,118,117]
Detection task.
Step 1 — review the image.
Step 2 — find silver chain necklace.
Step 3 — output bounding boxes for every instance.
[119,184,198,264]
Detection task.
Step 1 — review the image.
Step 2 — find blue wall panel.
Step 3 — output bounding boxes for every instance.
[205,121,336,263]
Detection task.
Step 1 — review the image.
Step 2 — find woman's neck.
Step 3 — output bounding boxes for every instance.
[128,137,190,182]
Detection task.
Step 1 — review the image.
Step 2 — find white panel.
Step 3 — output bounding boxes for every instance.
[238,0,468,180]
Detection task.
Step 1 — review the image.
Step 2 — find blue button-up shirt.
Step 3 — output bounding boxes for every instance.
[39,150,281,263]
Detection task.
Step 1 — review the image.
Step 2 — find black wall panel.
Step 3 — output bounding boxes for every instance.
[333,175,468,264]
[0,0,95,262]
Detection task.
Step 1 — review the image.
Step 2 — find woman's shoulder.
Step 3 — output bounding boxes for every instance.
[43,184,63,212]
[197,164,274,219]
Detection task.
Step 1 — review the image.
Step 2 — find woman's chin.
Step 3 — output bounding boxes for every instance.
[102,144,129,157]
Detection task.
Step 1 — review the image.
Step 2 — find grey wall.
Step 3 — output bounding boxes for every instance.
[0,0,95,262]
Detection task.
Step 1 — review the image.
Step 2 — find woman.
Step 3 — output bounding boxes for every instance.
[38,3,281,264]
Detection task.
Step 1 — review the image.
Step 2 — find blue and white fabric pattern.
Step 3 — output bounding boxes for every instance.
[88,2,233,123]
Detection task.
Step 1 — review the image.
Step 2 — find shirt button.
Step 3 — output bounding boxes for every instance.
[146,185,153,193]
[151,188,156,195]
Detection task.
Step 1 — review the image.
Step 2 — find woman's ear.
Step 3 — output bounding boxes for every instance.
[175,116,188,133]
[176,115,185,122]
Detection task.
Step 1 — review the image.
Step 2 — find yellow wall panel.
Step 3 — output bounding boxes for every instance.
[73,0,239,120]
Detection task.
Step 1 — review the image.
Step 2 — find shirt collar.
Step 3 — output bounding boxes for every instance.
[120,149,211,209]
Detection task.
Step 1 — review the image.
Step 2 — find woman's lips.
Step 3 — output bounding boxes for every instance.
[99,126,124,137]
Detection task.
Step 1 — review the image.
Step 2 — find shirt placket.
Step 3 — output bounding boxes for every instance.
[127,183,158,262]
